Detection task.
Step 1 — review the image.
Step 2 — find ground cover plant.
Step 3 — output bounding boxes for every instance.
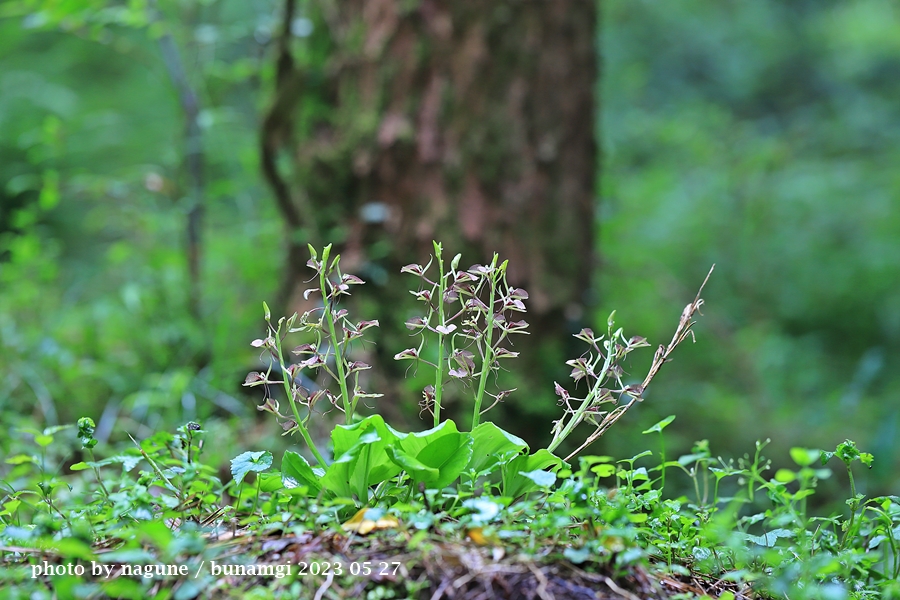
[1,245,898,600]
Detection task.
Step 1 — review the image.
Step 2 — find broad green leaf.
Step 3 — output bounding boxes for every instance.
[502,449,565,498]
[281,450,321,494]
[322,416,406,501]
[391,420,474,489]
[467,422,528,474]
[386,446,439,483]
[520,469,556,488]
[396,420,458,457]
[230,450,273,486]
[320,431,377,500]
[411,439,473,488]
[259,472,284,493]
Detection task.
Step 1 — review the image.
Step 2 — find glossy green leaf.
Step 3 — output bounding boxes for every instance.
[502,449,565,498]
[389,420,474,489]
[385,446,439,483]
[281,450,322,494]
[467,422,528,475]
[322,415,406,500]
[520,469,556,488]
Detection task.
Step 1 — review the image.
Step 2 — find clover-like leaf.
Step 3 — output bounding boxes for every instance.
[230,451,273,486]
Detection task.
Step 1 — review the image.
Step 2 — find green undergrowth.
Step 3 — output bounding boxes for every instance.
[2,245,898,599]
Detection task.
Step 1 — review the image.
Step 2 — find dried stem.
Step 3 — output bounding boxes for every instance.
[563,265,715,462]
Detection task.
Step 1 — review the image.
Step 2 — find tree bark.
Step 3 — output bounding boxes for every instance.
[263,0,597,439]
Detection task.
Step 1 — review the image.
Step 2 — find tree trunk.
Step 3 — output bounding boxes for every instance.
[263,0,597,441]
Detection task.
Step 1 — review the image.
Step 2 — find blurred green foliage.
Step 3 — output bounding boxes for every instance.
[0,0,897,500]
[0,1,282,452]
[600,0,900,494]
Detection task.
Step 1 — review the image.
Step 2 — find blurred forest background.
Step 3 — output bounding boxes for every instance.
[1,0,898,502]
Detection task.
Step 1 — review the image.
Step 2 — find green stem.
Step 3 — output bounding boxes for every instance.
[251,476,261,515]
[319,260,352,422]
[274,329,326,466]
[234,481,244,514]
[841,466,858,549]
[659,433,666,494]
[547,344,615,453]
[86,449,111,500]
[433,243,446,427]
[471,256,498,429]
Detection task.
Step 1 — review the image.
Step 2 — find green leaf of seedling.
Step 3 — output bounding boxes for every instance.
[676,453,708,466]
[623,450,653,463]
[835,440,860,465]
[502,449,565,498]
[789,447,820,467]
[70,455,142,472]
[576,455,614,477]
[825,440,874,468]
[642,415,675,434]
[592,464,617,478]
[630,467,649,482]
[230,451,273,486]
[775,469,796,483]
[281,450,322,495]
[741,528,793,547]
[467,422,528,475]
[5,454,36,465]
[2,499,21,517]
[43,424,73,437]
[34,434,54,447]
